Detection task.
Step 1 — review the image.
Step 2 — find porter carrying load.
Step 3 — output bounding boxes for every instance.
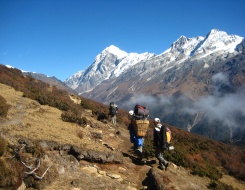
[129,104,150,137]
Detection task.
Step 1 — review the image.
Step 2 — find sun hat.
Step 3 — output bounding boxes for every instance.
[129,110,134,115]
[154,118,160,122]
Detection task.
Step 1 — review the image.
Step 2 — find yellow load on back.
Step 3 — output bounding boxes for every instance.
[166,127,172,143]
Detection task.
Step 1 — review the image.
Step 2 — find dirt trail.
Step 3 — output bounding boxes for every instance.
[1,97,26,126]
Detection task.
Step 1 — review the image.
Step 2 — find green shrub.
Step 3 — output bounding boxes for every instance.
[208,181,235,190]
[205,164,222,180]
[61,111,88,126]
[76,117,88,125]
[80,100,91,109]
[191,163,222,180]
[191,166,206,177]
[97,112,108,121]
[142,138,155,159]
[165,150,188,167]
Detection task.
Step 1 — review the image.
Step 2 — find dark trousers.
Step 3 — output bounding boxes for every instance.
[155,147,168,166]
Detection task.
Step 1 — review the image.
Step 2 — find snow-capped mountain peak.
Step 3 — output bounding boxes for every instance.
[162,29,243,59]
[113,52,155,77]
[208,28,221,35]
[194,29,244,56]
[169,35,204,54]
[65,29,244,95]
[161,35,204,59]
[101,45,128,59]
[65,45,155,92]
[94,45,155,78]
[93,45,128,65]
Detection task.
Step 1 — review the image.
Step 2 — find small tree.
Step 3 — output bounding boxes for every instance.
[0,95,10,118]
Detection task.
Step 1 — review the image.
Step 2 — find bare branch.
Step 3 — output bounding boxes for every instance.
[21,161,33,169]
[6,139,51,181]
[6,155,16,159]
[32,165,52,180]
[19,144,26,151]
[22,158,52,180]
[23,159,41,174]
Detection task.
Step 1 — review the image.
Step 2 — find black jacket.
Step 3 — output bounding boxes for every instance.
[154,124,167,150]
[109,106,118,116]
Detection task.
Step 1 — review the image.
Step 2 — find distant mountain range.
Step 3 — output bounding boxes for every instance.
[64,29,245,144]
[9,29,245,144]
[65,29,244,99]
[23,71,77,94]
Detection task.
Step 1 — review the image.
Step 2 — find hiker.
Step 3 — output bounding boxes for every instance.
[153,118,169,170]
[128,105,150,159]
[128,118,144,159]
[109,102,118,125]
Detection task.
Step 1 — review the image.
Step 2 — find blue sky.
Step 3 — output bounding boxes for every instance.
[1,0,245,81]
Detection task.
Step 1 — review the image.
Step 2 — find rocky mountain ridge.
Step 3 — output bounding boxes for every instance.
[65,45,155,92]
[23,72,77,94]
[64,29,245,144]
[65,29,243,96]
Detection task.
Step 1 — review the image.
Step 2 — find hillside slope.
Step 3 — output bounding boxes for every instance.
[1,83,245,190]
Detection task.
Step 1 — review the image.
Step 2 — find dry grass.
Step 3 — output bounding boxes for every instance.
[0,83,109,152]
[1,83,245,190]
[219,174,245,190]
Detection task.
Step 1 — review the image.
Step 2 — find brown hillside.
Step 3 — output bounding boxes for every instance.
[1,83,245,190]
[0,64,245,189]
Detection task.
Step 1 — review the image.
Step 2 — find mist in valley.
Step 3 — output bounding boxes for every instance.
[123,72,245,143]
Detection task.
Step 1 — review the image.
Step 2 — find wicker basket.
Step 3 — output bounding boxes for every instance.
[133,120,150,137]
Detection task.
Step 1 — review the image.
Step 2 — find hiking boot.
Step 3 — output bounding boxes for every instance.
[165,162,169,171]
[158,165,165,170]
[135,149,143,158]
